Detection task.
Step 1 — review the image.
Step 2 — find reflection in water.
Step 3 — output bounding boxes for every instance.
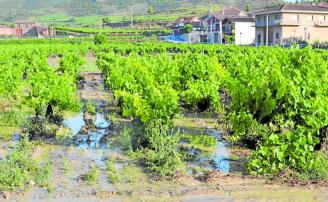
[64,112,111,149]
[195,129,230,173]
[64,112,85,136]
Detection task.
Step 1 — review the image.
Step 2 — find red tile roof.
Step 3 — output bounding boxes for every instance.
[0,25,11,28]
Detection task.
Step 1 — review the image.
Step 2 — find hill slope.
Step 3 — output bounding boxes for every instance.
[0,0,283,17]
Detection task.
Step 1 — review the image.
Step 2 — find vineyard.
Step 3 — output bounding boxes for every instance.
[0,38,328,200]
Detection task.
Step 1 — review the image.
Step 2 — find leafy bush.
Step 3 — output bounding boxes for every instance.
[130,121,185,178]
[181,24,193,34]
[94,34,109,45]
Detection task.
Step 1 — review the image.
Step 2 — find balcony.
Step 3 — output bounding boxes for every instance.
[314,21,328,27]
[223,28,233,33]
[256,20,300,27]
[274,19,300,26]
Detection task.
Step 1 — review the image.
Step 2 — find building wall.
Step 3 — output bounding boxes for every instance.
[255,27,264,44]
[234,22,255,45]
[207,31,223,44]
[256,12,328,45]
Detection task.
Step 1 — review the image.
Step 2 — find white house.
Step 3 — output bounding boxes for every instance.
[201,7,255,45]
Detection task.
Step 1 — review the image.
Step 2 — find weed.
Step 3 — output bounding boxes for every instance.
[180,133,217,153]
[129,121,185,178]
[110,113,119,125]
[0,136,52,192]
[230,154,239,161]
[106,159,121,184]
[86,100,96,115]
[110,127,132,151]
[84,165,100,185]
[62,159,74,174]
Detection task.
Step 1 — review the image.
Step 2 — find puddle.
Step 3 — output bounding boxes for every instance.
[65,112,111,149]
[202,129,230,172]
[179,126,232,173]
[64,112,85,136]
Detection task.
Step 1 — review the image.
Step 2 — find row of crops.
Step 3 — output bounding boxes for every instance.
[0,39,327,182]
[0,41,90,139]
[95,42,328,178]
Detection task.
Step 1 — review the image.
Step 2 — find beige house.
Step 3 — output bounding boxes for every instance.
[254,4,328,45]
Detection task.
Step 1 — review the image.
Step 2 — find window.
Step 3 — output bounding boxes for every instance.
[274,15,279,20]
[258,34,261,44]
[275,32,280,40]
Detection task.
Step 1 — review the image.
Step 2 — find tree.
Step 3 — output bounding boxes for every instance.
[182,24,193,34]
[245,4,250,12]
[147,5,155,15]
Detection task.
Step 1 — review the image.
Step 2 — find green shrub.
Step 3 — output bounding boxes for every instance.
[94,34,108,45]
[130,121,185,178]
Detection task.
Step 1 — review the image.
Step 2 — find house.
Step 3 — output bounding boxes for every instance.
[171,16,202,35]
[0,25,16,36]
[0,21,54,38]
[201,7,255,45]
[254,4,328,45]
[169,16,204,43]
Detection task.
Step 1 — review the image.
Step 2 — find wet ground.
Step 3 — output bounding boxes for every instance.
[1,57,328,202]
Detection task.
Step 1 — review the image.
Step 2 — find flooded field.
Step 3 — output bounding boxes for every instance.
[1,58,328,202]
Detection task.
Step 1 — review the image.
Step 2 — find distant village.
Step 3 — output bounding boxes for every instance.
[1,3,328,47]
[0,21,55,38]
[168,3,328,46]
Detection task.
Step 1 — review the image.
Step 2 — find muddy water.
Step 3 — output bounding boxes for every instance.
[203,129,230,172]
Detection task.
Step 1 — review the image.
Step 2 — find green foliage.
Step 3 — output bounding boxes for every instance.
[129,121,185,178]
[180,133,217,153]
[86,100,96,115]
[84,165,100,185]
[0,137,52,192]
[111,127,132,151]
[181,24,193,34]
[105,159,121,184]
[94,34,109,45]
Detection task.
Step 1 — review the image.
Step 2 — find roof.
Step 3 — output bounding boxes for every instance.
[36,26,48,31]
[217,7,243,16]
[202,7,254,22]
[14,20,36,24]
[173,16,200,24]
[0,25,11,28]
[254,4,328,15]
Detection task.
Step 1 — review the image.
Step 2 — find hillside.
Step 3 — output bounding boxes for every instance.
[0,0,284,25]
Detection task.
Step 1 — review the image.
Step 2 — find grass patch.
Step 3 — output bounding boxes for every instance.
[105,158,121,184]
[110,127,132,151]
[62,159,74,174]
[86,100,96,115]
[180,133,217,153]
[0,136,52,192]
[84,165,100,185]
[56,127,74,142]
